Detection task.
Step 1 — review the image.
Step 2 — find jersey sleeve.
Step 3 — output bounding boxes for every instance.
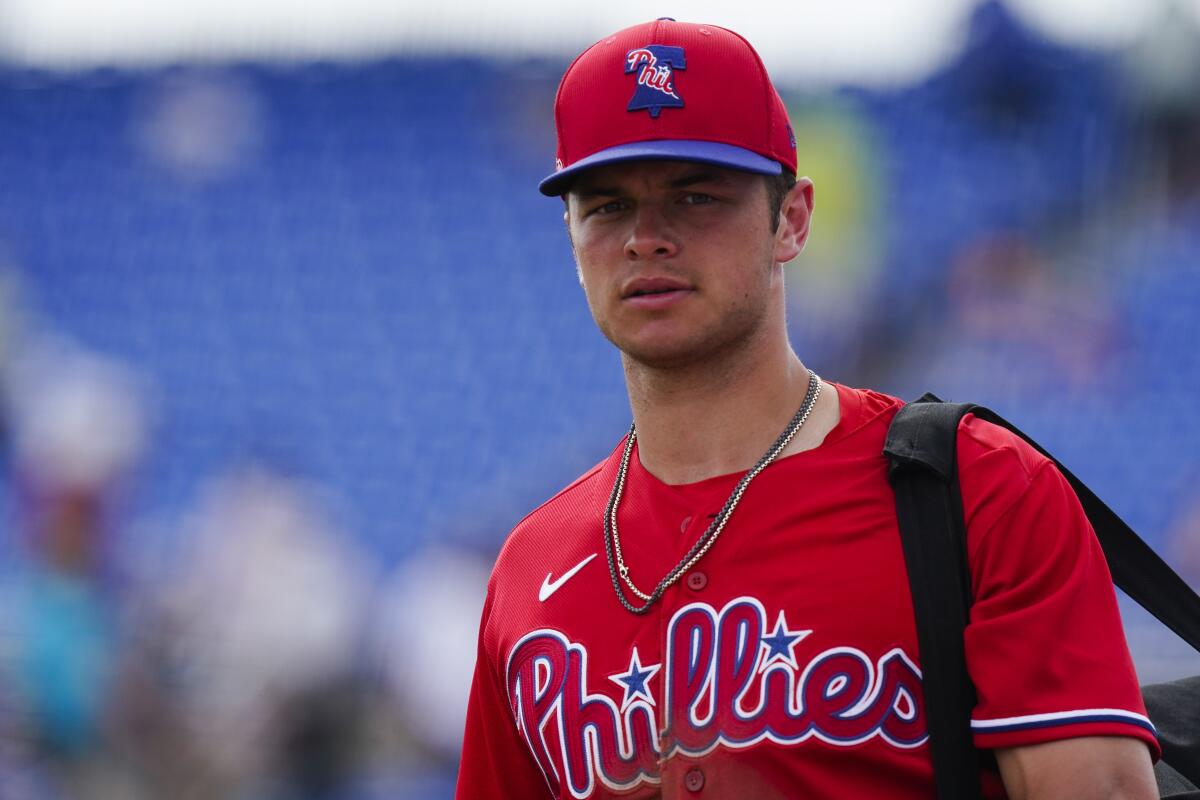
[456,589,554,800]
[956,415,1160,758]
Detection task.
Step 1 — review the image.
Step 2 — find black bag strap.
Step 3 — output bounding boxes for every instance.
[885,395,983,800]
[885,393,1200,800]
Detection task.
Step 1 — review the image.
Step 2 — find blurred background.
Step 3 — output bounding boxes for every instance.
[0,0,1198,796]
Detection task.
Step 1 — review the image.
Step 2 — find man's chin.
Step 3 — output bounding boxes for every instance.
[613,335,731,372]
[601,310,766,372]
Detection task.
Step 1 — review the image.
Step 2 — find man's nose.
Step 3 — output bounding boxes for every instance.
[624,204,678,260]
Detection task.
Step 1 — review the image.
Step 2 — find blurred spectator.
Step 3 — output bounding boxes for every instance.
[7,341,149,498]
[1118,0,1200,209]
[0,341,150,798]
[373,546,489,764]
[896,230,1125,405]
[947,233,1122,387]
[154,464,375,799]
[1123,0,1200,207]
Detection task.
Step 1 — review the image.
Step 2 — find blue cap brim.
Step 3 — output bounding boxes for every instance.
[538,140,783,197]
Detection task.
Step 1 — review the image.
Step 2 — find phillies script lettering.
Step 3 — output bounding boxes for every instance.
[505,597,927,798]
[624,45,686,119]
[626,48,679,98]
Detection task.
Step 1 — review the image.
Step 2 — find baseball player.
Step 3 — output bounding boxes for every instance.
[457,18,1158,799]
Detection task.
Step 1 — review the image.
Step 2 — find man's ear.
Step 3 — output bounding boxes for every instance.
[774,178,814,264]
[563,195,576,235]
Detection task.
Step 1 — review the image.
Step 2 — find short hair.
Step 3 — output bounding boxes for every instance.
[766,172,798,232]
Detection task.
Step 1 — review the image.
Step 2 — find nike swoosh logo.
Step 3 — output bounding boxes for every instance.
[539,553,598,602]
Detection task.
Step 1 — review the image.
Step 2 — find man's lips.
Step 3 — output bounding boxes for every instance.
[620,277,694,310]
[621,276,693,299]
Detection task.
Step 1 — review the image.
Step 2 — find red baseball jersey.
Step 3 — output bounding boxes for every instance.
[457,383,1158,799]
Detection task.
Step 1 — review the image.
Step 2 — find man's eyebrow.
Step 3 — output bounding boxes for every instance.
[571,168,733,198]
[669,169,732,188]
[571,184,622,200]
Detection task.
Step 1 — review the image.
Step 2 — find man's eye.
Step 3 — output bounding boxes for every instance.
[584,200,624,217]
[683,193,715,205]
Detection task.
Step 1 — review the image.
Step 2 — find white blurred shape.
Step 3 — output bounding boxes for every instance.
[168,466,372,774]
[0,0,976,87]
[133,72,264,182]
[374,547,489,756]
[8,340,149,492]
[1125,0,1200,105]
[1007,0,1168,49]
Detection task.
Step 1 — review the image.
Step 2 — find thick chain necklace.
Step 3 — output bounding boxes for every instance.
[604,370,822,615]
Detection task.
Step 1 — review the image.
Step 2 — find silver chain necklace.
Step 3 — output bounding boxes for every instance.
[603,370,822,615]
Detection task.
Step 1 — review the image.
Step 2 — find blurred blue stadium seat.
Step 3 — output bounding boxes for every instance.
[0,32,1196,567]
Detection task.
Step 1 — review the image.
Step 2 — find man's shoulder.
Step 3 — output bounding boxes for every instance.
[880,393,1061,526]
[835,385,1050,485]
[952,410,1077,547]
[822,382,905,446]
[878,387,1049,483]
[956,410,1051,487]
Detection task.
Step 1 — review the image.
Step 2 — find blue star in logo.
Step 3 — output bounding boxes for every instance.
[608,647,662,709]
[759,611,812,672]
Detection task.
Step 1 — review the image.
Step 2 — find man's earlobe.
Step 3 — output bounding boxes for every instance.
[775,178,815,263]
[564,210,576,251]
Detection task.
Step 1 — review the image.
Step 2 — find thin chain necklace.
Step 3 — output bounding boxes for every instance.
[604,370,822,615]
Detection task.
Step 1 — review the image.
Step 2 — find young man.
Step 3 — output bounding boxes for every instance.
[457,18,1159,799]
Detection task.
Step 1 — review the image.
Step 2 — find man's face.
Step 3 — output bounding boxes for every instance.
[565,160,802,370]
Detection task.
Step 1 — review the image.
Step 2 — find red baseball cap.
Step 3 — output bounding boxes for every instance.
[539,18,797,197]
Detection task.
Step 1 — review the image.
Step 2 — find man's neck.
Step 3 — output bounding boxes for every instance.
[622,334,840,486]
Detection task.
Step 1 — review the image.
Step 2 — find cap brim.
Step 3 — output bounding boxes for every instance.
[538,140,783,197]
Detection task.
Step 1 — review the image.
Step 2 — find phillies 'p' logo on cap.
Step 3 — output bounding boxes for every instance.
[625,45,686,118]
[539,18,797,196]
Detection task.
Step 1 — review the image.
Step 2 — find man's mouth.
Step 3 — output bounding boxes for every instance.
[622,277,692,299]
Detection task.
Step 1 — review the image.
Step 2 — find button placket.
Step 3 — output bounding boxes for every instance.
[678,511,716,592]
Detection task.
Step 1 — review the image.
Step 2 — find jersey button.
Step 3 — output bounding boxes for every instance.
[684,767,705,792]
[686,571,707,591]
[680,515,692,533]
